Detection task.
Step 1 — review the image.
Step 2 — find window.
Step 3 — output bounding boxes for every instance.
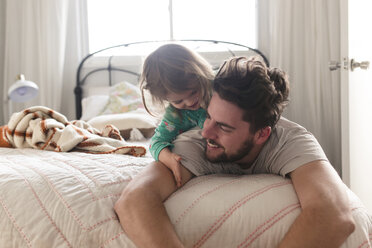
[87,0,257,53]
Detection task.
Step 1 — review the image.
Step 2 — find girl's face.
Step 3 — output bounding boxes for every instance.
[166,89,201,110]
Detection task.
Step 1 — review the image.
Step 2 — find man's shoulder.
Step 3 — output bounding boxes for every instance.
[276,116,306,129]
[273,117,311,138]
[266,116,324,160]
[253,117,327,176]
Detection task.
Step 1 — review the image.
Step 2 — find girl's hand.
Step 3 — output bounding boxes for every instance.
[168,153,183,187]
[158,149,183,187]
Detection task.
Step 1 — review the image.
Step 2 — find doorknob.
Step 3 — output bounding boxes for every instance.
[350,59,370,71]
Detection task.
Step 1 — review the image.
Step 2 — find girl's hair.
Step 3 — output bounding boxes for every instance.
[139,43,214,115]
[214,56,290,132]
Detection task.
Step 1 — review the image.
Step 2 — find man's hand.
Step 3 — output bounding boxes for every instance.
[114,161,194,248]
[278,160,355,248]
[158,148,183,187]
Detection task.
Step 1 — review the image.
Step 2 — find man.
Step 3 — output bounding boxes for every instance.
[114,57,355,247]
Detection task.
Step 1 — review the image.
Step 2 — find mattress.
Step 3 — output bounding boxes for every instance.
[0,147,371,247]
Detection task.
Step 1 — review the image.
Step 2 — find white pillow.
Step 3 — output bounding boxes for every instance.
[80,95,109,121]
[100,81,144,115]
[87,108,159,131]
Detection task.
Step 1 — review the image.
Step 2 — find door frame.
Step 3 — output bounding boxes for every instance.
[340,0,350,187]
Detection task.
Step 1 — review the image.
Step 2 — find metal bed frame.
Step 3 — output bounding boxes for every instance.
[74,39,269,119]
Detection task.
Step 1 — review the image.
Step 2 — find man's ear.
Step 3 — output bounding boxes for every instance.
[254,126,271,145]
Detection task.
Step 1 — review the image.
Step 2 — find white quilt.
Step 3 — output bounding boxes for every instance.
[0,147,371,248]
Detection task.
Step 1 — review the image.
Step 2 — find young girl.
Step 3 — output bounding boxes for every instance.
[140,43,214,187]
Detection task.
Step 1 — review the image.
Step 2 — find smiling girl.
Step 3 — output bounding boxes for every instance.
[140,43,214,187]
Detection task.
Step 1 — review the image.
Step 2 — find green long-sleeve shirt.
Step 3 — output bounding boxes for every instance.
[149,105,206,160]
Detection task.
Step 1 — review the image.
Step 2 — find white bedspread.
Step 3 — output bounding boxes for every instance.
[0,147,371,247]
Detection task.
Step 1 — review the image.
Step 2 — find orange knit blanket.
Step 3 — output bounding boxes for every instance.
[0,106,146,156]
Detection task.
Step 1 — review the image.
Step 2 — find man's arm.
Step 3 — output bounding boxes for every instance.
[114,161,194,248]
[278,160,355,248]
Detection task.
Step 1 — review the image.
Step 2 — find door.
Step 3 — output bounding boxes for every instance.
[340,0,372,213]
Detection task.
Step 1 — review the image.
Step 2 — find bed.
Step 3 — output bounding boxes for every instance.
[1,40,371,247]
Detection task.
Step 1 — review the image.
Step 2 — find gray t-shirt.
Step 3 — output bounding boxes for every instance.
[172,117,328,177]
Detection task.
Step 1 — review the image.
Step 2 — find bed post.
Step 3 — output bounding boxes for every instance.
[74,86,83,120]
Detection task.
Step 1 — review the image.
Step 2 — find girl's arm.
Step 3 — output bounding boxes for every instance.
[150,121,185,187]
[158,147,183,187]
[150,107,205,187]
[149,107,206,160]
[149,107,192,186]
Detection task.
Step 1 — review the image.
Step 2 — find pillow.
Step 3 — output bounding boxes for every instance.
[80,95,109,121]
[165,174,372,247]
[100,81,144,115]
[87,109,159,139]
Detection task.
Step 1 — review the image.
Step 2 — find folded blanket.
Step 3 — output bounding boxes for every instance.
[0,106,146,156]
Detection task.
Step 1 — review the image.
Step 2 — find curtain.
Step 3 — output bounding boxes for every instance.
[2,0,88,123]
[257,0,342,175]
[60,0,89,120]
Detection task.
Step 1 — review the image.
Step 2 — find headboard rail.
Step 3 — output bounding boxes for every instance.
[75,39,269,119]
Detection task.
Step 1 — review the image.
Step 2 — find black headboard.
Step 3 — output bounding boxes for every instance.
[74,39,269,119]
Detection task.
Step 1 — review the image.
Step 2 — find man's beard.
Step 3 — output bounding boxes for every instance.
[204,137,254,163]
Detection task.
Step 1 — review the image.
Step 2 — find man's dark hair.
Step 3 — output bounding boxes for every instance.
[213,56,290,132]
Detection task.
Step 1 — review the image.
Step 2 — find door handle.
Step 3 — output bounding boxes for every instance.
[350,59,370,71]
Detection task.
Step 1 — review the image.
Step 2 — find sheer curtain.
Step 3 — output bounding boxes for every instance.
[60,0,89,120]
[2,0,88,122]
[257,0,342,174]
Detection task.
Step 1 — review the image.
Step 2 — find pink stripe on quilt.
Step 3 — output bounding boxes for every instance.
[100,231,126,248]
[171,175,234,198]
[54,156,101,185]
[6,164,73,247]
[23,163,118,232]
[238,203,300,248]
[193,181,292,248]
[54,155,132,187]
[0,195,32,247]
[51,162,98,202]
[48,155,127,197]
[175,177,247,224]
[357,233,372,248]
